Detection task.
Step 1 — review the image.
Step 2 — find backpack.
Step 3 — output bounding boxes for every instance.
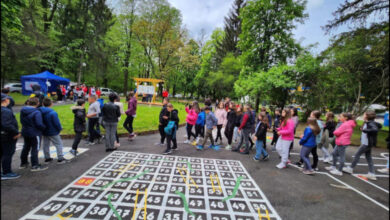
[164,121,176,135]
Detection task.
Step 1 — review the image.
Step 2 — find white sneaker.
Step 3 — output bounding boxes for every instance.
[325,166,336,171]
[324,157,331,163]
[342,166,353,174]
[377,168,389,174]
[276,163,286,169]
[196,137,200,143]
[330,169,343,176]
[225,145,232,150]
[184,140,190,144]
[364,173,377,180]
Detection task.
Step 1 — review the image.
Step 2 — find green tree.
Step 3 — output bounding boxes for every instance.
[236,0,306,111]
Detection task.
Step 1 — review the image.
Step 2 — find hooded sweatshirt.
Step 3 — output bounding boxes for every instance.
[20,106,46,137]
[39,107,62,136]
[196,111,206,126]
[72,106,86,133]
[277,119,295,141]
[185,107,198,125]
[214,108,227,125]
[333,120,356,146]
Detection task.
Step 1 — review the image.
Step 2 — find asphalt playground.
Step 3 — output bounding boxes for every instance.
[1,127,389,220]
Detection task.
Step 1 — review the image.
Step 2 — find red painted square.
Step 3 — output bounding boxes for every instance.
[74,177,95,186]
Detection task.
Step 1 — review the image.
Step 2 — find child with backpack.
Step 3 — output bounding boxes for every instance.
[184,102,198,144]
[163,103,179,155]
[215,102,227,145]
[70,99,86,156]
[40,98,68,164]
[275,108,295,169]
[20,97,48,171]
[253,112,269,161]
[325,113,356,176]
[197,106,218,150]
[224,102,236,150]
[343,110,382,180]
[271,108,281,152]
[321,112,336,163]
[194,107,206,145]
[299,117,321,175]
[232,104,254,154]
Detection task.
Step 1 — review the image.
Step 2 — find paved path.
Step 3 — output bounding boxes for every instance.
[1,127,389,219]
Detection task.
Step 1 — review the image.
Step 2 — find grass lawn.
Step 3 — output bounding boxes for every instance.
[14,100,188,136]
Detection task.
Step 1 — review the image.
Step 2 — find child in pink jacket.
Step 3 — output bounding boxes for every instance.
[326,113,356,176]
[184,101,199,144]
[214,102,227,144]
[275,108,295,169]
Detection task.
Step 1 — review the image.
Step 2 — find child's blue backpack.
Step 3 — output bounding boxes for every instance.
[164,121,176,135]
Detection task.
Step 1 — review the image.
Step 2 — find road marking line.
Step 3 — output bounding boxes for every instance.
[288,163,389,211]
[133,189,139,220]
[258,207,270,220]
[209,174,222,193]
[352,174,389,194]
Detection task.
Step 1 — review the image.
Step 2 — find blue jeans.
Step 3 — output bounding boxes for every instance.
[255,140,268,159]
[300,146,313,171]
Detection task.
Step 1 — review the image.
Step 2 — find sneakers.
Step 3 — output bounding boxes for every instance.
[262,155,269,161]
[106,148,118,152]
[239,148,245,153]
[196,137,200,143]
[196,145,204,151]
[325,166,336,171]
[225,145,232,150]
[377,168,389,174]
[70,149,78,156]
[342,166,353,174]
[295,161,303,168]
[184,140,191,144]
[364,173,377,181]
[31,165,48,172]
[324,157,332,163]
[276,163,286,169]
[44,158,54,164]
[1,173,21,180]
[191,141,197,146]
[19,163,29,169]
[58,158,70,164]
[303,170,315,175]
[86,141,96,146]
[163,149,172,155]
[171,147,177,151]
[313,167,319,171]
[253,157,259,161]
[240,150,249,155]
[114,142,120,147]
[330,169,343,176]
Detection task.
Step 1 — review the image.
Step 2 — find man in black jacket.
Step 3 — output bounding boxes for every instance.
[102,93,121,152]
[1,94,21,180]
[157,97,169,146]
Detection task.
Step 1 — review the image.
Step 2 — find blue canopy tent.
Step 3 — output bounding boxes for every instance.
[21,71,70,95]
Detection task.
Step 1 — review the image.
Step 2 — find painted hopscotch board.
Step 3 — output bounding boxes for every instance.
[20,151,281,220]
[16,143,88,160]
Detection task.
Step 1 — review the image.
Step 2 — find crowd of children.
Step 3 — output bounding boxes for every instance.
[1,89,389,180]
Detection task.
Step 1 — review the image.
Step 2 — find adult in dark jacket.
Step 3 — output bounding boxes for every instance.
[71,99,86,156]
[162,103,179,155]
[253,112,270,161]
[1,88,15,111]
[102,93,121,152]
[157,97,169,146]
[124,91,137,139]
[40,98,67,163]
[20,97,47,171]
[343,110,383,179]
[1,94,21,179]
[224,102,236,150]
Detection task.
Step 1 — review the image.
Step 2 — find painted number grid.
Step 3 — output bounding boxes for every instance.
[20,151,281,220]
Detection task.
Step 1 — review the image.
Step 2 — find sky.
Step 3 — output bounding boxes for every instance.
[107,0,381,54]
[167,0,350,54]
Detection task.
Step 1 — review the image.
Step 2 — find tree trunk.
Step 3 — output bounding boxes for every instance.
[255,96,260,113]
[77,53,83,85]
[123,48,131,96]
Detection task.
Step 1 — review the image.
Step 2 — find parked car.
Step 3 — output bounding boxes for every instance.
[100,88,115,96]
[4,83,22,93]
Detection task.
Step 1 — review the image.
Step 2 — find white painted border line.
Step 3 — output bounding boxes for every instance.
[351,174,389,194]
[288,163,389,211]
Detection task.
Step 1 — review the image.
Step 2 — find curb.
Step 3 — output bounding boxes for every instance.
[59,123,186,139]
